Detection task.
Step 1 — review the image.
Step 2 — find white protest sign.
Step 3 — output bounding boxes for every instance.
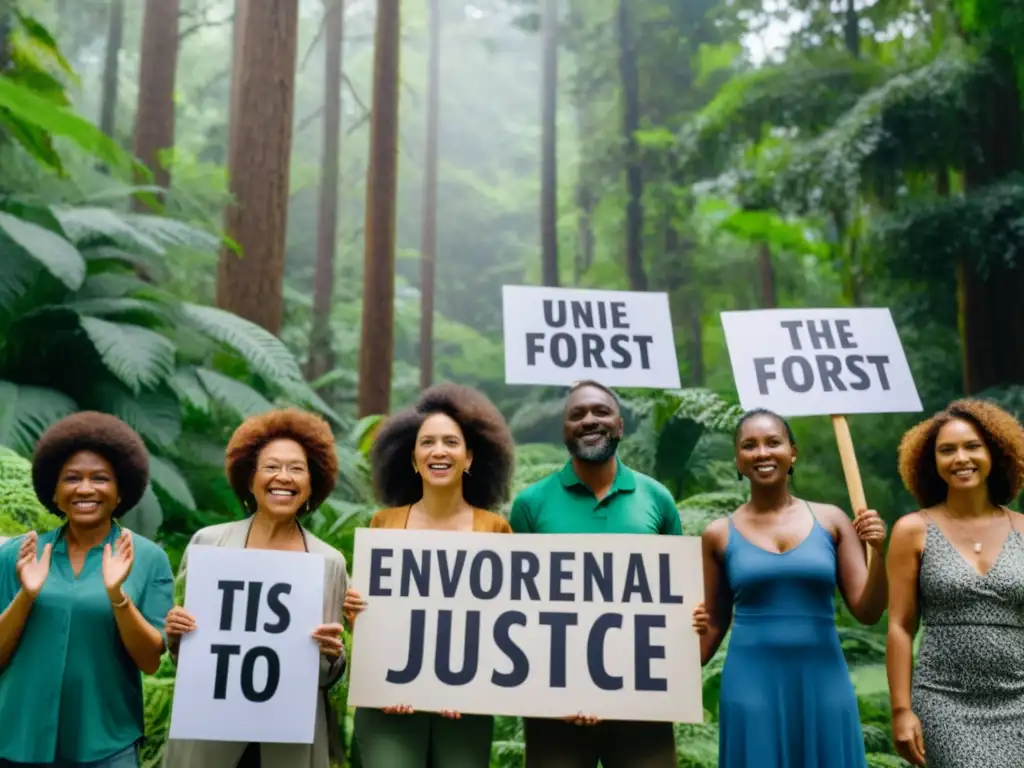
[502,285,681,388]
[347,529,703,723]
[168,546,326,744]
[720,308,922,417]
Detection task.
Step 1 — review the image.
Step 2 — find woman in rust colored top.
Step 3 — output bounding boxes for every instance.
[344,383,515,767]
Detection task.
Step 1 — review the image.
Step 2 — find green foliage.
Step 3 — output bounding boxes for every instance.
[0,444,61,535]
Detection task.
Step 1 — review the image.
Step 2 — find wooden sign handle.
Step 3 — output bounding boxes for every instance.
[830,414,873,568]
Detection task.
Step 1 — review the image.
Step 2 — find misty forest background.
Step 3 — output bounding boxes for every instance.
[1,0,1022,765]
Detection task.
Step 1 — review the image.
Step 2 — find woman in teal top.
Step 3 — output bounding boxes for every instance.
[0,412,174,768]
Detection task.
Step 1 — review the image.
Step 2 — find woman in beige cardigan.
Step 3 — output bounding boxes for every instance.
[161,409,349,768]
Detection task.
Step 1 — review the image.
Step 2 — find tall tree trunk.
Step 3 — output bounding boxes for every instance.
[215,0,300,336]
[99,0,125,140]
[132,0,180,207]
[617,0,646,290]
[307,0,345,383]
[539,0,559,286]
[757,242,776,308]
[959,45,1023,393]
[419,0,441,389]
[227,0,249,165]
[357,0,401,417]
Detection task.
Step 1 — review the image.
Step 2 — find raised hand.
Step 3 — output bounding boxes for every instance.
[311,622,344,657]
[16,531,52,599]
[343,586,366,627]
[853,509,888,553]
[102,530,134,595]
[692,601,709,635]
[164,606,197,641]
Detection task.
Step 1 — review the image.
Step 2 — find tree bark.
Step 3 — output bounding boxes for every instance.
[539,0,559,287]
[215,0,300,336]
[99,0,124,140]
[419,0,441,389]
[617,0,646,290]
[307,0,345,383]
[757,242,776,308]
[357,0,401,417]
[959,45,1024,393]
[132,0,180,205]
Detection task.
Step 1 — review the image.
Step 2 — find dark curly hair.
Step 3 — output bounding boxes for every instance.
[898,398,1024,507]
[32,411,149,518]
[225,408,338,516]
[734,407,796,446]
[371,383,515,510]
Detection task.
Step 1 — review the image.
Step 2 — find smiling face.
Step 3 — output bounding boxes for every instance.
[735,413,796,486]
[413,413,472,489]
[54,450,120,525]
[249,438,312,518]
[934,418,992,494]
[563,386,624,464]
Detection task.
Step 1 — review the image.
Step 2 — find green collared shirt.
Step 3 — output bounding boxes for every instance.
[0,523,174,763]
[509,460,683,536]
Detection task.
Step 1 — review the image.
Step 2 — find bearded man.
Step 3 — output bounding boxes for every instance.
[508,379,682,768]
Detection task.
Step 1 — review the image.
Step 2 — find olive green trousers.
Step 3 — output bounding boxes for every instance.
[353,708,493,768]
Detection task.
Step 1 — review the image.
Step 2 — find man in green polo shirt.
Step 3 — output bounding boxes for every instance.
[509,380,680,768]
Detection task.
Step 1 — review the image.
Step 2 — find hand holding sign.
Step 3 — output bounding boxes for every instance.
[311,623,344,657]
[852,510,887,553]
[343,586,366,627]
[165,606,198,652]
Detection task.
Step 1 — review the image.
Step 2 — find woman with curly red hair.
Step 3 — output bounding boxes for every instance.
[0,412,174,768]
[887,399,1024,767]
[344,382,515,768]
[161,408,348,768]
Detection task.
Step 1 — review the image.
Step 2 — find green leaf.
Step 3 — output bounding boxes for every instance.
[181,304,304,384]
[149,455,197,511]
[0,75,135,177]
[90,382,182,449]
[121,484,163,539]
[0,381,78,456]
[77,317,176,395]
[0,211,85,290]
[0,109,63,171]
[195,367,275,418]
[168,367,210,413]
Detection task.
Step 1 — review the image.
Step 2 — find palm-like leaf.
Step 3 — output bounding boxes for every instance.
[89,381,182,449]
[0,380,77,455]
[181,303,303,384]
[53,207,218,254]
[121,484,163,539]
[149,454,197,511]
[194,367,274,418]
[0,210,85,290]
[78,317,175,394]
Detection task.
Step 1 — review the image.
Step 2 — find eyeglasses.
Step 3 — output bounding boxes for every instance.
[258,464,308,477]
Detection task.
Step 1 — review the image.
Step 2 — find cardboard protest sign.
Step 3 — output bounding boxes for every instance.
[347,529,704,723]
[720,308,922,417]
[502,285,681,388]
[169,546,325,744]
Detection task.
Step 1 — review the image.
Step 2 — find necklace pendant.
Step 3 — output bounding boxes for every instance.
[974,542,983,553]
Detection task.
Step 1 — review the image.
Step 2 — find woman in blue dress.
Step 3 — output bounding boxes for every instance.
[700,408,889,768]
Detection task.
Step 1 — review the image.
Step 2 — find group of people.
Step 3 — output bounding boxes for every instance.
[0,380,1021,768]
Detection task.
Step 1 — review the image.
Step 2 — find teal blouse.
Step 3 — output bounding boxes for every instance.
[0,523,174,763]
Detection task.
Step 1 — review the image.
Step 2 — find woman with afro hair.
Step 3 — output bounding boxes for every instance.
[160,408,348,768]
[887,399,1024,768]
[344,382,515,768]
[0,412,174,768]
